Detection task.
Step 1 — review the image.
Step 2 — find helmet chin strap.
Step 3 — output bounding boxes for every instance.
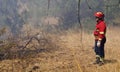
[96,18,104,22]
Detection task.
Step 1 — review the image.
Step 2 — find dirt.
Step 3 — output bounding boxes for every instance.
[0,28,120,72]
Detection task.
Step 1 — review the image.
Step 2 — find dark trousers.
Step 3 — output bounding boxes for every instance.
[94,37,106,58]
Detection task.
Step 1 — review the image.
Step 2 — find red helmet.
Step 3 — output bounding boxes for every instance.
[94,12,104,18]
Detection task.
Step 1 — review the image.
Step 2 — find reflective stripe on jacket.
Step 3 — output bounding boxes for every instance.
[94,20,106,40]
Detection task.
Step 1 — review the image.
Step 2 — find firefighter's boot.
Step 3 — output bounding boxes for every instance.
[99,58,104,66]
[93,57,100,64]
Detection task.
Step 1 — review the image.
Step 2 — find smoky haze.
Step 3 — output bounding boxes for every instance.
[0,0,120,35]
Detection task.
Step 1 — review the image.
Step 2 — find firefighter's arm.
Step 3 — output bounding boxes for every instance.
[97,24,106,47]
[98,24,106,41]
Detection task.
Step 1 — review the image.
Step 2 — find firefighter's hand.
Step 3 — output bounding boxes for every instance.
[97,41,101,47]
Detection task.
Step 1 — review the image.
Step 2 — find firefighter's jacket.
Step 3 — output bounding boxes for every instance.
[94,20,106,40]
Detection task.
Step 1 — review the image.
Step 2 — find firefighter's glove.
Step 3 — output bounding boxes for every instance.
[97,40,101,47]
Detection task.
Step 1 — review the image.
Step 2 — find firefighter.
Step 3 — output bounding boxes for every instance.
[93,11,106,66]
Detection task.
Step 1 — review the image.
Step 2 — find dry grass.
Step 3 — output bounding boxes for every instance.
[0,27,120,72]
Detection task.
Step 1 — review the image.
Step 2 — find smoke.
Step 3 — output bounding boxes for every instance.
[0,0,120,36]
